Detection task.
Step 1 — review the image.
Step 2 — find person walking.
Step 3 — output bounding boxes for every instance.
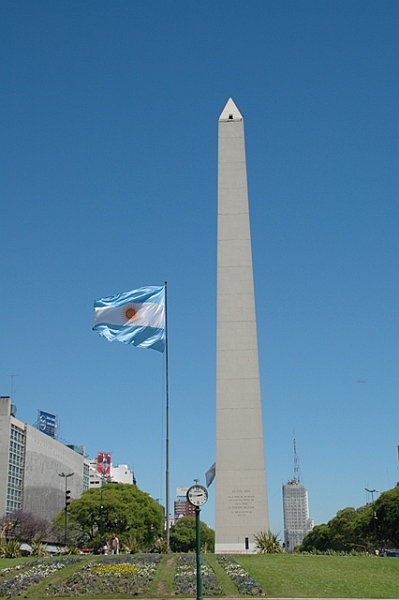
[110,532,119,554]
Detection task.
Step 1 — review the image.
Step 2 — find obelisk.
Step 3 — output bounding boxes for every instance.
[215,98,269,553]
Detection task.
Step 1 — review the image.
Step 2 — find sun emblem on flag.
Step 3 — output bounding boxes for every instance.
[123,304,140,323]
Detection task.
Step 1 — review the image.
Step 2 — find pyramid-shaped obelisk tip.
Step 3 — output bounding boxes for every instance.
[219,97,243,121]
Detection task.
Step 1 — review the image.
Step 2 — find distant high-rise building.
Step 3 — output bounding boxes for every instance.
[282,480,313,551]
[174,499,196,521]
[282,437,313,551]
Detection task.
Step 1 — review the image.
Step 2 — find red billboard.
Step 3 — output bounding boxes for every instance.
[97,452,111,478]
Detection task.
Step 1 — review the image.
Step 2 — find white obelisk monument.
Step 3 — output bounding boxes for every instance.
[215,98,269,553]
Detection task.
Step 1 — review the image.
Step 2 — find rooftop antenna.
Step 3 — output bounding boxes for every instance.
[293,431,300,483]
[9,375,18,399]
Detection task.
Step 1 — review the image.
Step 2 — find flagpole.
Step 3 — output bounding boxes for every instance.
[164,281,170,549]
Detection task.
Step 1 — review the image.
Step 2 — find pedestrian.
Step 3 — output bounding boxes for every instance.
[102,539,109,555]
[155,533,164,553]
[110,532,119,554]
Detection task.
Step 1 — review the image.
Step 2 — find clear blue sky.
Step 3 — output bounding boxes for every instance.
[1,0,398,534]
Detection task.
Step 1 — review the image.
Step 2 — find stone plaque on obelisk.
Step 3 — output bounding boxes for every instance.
[215,98,269,553]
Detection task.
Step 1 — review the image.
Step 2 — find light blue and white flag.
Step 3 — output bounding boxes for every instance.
[205,462,216,487]
[93,285,165,352]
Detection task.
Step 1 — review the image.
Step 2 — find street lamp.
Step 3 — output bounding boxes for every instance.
[365,487,379,548]
[98,469,111,538]
[99,477,108,537]
[59,472,74,546]
[100,484,104,537]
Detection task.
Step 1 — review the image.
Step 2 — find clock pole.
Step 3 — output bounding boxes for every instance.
[195,506,202,600]
[186,483,208,600]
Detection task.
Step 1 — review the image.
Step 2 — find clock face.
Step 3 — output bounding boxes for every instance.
[187,484,208,507]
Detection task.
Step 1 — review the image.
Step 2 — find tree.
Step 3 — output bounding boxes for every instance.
[374,486,399,548]
[299,523,331,553]
[0,511,48,543]
[52,483,163,551]
[299,507,372,553]
[299,487,399,553]
[169,516,215,552]
[328,507,371,552]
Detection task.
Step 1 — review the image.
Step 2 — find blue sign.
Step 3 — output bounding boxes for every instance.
[38,410,57,438]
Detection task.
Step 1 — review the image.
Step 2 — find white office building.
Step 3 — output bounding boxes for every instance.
[0,396,89,525]
[111,464,135,484]
[88,460,136,488]
[282,479,313,551]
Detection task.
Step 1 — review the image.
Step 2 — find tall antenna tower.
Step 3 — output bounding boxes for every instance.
[293,433,300,483]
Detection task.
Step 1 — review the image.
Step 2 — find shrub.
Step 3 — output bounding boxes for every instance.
[31,541,49,556]
[0,540,21,558]
[254,530,283,553]
[123,534,141,554]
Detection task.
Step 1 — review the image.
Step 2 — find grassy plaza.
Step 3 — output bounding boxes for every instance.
[0,553,398,598]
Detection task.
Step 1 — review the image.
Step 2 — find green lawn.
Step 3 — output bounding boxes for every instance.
[1,553,398,598]
[235,554,399,598]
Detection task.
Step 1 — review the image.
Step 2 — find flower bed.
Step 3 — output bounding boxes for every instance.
[216,556,264,596]
[174,555,222,596]
[45,555,161,596]
[0,563,29,578]
[0,557,81,598]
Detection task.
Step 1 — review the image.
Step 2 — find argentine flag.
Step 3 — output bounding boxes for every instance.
[93,286,165,352]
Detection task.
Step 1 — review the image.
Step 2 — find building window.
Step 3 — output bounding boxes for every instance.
[6,425,25,513]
